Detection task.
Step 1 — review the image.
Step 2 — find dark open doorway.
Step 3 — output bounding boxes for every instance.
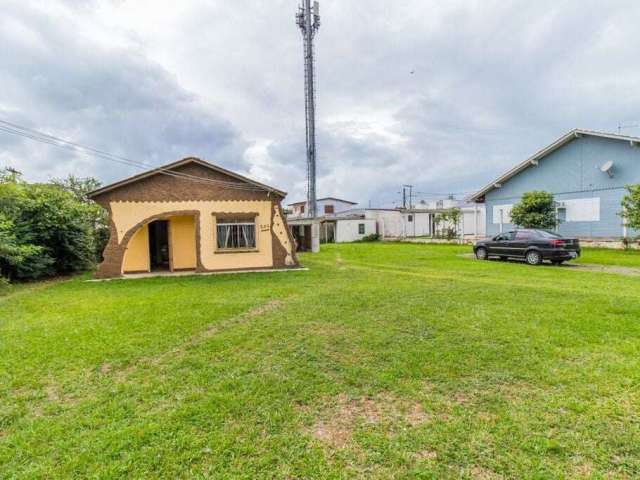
[290,224,312,252]
[148,220,170,271]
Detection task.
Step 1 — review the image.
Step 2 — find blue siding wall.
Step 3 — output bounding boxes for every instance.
[484,135,640,238]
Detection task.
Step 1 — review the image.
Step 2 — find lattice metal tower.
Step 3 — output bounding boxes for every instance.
[296,0,320,218]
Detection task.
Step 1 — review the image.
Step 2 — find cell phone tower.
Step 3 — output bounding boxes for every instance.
[296,0,320,218]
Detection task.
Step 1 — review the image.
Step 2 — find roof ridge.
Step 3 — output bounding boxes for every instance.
[469,128,640,202]
[88,157,286,198]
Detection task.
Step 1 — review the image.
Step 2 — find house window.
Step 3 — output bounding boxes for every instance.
[563,198,600,222]
[300,204,305,214]
[408,214,414,222]
[324,204,335,214]
[216,219,256,250]
[358,223,365,234]
[492,204,513,224]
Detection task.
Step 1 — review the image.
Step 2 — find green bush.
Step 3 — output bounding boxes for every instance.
[510,191,557,229]
[0,212,53,280]
[360,233,381,242]
[0,169,107,281]
[621,184,640,232]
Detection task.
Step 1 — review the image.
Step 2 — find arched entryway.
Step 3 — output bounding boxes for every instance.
[122,214,198,274]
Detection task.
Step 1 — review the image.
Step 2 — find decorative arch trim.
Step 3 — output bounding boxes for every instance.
[95,210,202,278]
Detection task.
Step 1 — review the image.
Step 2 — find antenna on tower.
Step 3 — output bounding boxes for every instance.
[296,0,320,218]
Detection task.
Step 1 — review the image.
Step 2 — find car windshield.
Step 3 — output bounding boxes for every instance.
[535,230,563,239]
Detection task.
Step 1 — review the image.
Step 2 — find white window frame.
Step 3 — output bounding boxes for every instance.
[563,198,600,222]
[216,220,257,251]
[492,204,513,226]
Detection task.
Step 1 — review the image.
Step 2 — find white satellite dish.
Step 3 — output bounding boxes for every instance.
[600,160,614,177]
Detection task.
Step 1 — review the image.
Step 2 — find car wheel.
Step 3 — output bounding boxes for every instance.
[525,250,542,266]
[475,247,488,260]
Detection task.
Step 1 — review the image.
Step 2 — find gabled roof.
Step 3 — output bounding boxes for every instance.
[288,197,358,206]
[469,129,640,202]
[88,157,286,198]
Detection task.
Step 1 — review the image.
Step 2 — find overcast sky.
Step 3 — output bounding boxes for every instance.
[1,1,639,206]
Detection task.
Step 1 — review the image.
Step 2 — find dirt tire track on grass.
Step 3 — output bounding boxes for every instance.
[108,297,290,383]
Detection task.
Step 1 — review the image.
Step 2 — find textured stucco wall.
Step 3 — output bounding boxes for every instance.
[170,215,197,270]
[123,224,149,273]
[110,200,277,271]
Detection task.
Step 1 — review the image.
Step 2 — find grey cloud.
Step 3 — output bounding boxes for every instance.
[0,2,244,183]
[1,0,640,206]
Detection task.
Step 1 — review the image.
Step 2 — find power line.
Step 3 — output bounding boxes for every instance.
[0,121,265,191]
[414,190,477,196]
[0,121,261,190]
[0,119,271,192]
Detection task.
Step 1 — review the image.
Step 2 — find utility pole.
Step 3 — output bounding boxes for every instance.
[403,184,413,210]
[296,0,320,219]
[618,122,639,135]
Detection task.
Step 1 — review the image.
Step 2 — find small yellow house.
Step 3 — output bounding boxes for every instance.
[88,157,298,279]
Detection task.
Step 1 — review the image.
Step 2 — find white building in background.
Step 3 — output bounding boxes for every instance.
[413,199,486,239]
[287,195,486,250]
[287,197,357,218]
[336,208,431,239]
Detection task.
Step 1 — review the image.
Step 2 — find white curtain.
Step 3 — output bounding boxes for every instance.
[240,224,255,247]
[217,223,255,249]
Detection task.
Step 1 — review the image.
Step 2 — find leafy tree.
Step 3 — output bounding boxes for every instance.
[433,208,461,239]
[510,191,557,229]
[0,167,22,183]
[0,170,106,280]
[0,213,53,280]
[52,175,109,258]
[51,175,101,203]
[621,184,640,233]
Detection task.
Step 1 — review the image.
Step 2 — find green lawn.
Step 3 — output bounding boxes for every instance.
[576,247,640,267]
[1,243,640,478]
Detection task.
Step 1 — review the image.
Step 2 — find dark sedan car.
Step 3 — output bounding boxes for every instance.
[474,229,581,265]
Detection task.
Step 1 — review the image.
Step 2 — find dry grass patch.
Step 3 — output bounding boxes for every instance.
[307,392,429,449]
[467,466,505,479]
[570,459,595,478]
[415,449,438,460]
[244,299,284,318]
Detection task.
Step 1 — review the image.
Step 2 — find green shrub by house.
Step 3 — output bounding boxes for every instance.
[0,169,107,280]
[510,190,557,229]
[621,184,640,233]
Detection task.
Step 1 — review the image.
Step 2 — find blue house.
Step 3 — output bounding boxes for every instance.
[470,129,640,239]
